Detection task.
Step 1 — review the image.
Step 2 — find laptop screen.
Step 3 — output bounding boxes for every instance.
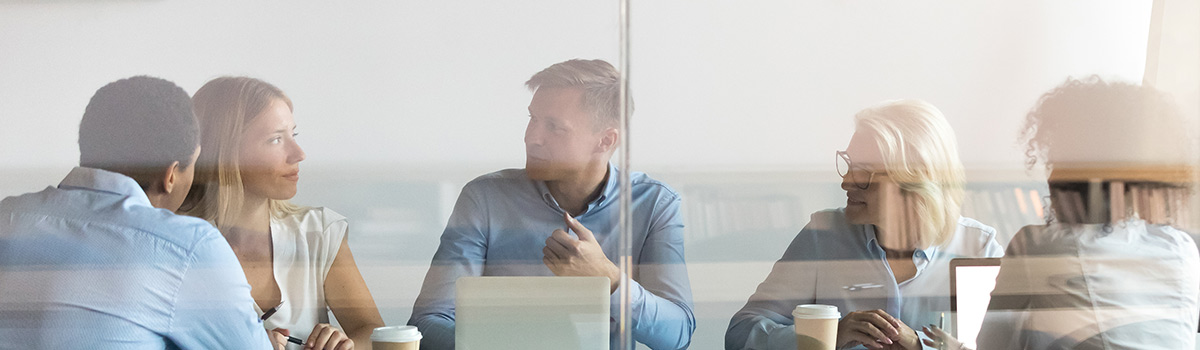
[456,276,610,350]
[949,258,1002,349]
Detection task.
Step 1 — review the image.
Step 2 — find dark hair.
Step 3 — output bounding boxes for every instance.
[1019,76,1194,224]
[78,76,199,189]
[1019,76,1192,173]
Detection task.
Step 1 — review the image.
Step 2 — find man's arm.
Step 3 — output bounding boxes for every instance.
[408,187,488,350]
[167,229,272,350]
[625,194,695,350]
[543,193,697,349]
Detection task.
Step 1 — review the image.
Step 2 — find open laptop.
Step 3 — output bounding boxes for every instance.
[456,276,610,350]
[949,257,1002,349]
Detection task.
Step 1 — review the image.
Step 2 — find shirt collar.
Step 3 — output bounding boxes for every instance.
[535,162,619,216]
[58,167,153,208]
[862,224,937,262]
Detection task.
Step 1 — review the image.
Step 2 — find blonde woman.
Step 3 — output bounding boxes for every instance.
[725,100,1003,350]
[181,77,383,350]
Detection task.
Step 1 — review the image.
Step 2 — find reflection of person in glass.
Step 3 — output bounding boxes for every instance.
[726,100,1003,350]
[0,76,272,348]
[408,59,695,350]
[180,77,384,350]
[967,78,1200,349]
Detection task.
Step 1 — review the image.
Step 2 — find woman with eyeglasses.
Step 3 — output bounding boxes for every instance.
[725,99,1003,350]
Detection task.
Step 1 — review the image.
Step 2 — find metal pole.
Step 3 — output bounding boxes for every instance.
[616,0,633,348]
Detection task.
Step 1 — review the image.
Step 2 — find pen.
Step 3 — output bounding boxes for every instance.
[260,301,284,321]
[259,301,306,345]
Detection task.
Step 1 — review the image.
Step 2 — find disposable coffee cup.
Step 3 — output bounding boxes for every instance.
[793,304,839,350]
[371,325,421,350]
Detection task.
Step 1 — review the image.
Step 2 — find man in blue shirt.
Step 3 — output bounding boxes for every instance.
[0,76,272,349]
[409,59,695,349]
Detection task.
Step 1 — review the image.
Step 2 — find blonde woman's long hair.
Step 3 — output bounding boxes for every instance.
[855,99,966,248]
[180,76,302,232]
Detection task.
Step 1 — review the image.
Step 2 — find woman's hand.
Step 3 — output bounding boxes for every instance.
[305,323,354,350]
[269,328,290,350]
[921,325,972,350]
[836,309,921,349]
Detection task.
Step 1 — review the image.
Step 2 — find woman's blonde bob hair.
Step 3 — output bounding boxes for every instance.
[855,99,966,248]
[179,76,301,231]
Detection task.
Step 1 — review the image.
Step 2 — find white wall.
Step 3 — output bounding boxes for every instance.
[0,0,619,173]
[0,1,1151,177]
[631,0,1150,172]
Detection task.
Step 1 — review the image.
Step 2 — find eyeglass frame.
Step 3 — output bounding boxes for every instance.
[836,150,879,190]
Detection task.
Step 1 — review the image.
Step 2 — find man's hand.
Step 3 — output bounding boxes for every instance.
[836,309,921,350]
[543,212,621,292]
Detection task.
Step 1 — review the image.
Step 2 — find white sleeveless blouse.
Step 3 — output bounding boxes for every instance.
[253,206,348,348]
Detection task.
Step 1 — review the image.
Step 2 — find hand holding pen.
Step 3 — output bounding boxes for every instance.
[261,301,306,349]
[270,328,305,350]
[262,301,355,349]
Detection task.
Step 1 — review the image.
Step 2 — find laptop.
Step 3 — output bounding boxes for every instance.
[948,257,1002,349]
[456,276,610,350]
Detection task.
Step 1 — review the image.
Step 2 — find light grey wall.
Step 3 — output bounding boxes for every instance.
[0,1,1150,178]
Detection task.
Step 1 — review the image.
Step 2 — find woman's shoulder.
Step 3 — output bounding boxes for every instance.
[1146,223,1196,244]
[793,208,858,242]
[273,205,349,238]
[806,208,850,230]
[955,216,998,239]
[942,216,1002,256]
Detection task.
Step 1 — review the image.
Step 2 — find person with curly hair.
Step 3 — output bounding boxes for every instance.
[929,77,1200,350]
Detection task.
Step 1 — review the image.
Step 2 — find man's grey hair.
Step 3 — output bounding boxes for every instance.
[525,59,630,129]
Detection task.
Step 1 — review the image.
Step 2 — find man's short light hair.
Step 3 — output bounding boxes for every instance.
[525,59,628,129]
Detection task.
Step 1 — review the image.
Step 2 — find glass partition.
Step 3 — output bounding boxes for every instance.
[628,0,1199,349]
[1,1,1199,349]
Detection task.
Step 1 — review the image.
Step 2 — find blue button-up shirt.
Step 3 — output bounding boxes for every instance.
[0,167,271,350]
[726,208,1003,350]
[978,221,1199,349]
[409,164,696,349]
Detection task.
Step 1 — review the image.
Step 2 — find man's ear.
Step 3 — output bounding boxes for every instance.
[159,161,181,195]
[597,127,619,153]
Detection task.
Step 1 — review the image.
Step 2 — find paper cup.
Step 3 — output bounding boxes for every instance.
[793,304,839,350]
[371,326,422,350]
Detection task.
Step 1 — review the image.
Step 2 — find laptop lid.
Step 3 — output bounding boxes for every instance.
[949,257,1002,349]
[456,276,610,350]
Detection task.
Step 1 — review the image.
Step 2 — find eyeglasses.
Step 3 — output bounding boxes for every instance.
[836,150,877,190]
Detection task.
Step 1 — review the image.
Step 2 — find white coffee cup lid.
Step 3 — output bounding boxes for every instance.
[793,304,840,319]
[371,325,422,343]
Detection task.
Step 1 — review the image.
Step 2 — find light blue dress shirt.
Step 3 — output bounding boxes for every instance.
[977,221,1199,349]
[0,167,271,350]
[408,164,696,350]
[726,208,1003,350]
